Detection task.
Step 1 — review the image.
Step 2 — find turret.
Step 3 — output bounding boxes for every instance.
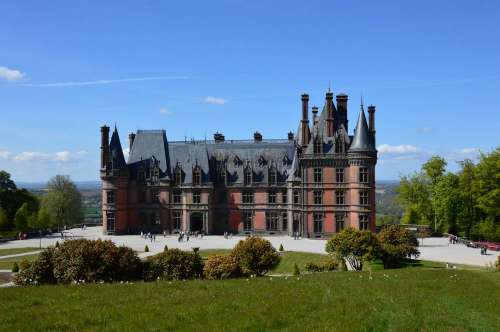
[100,125,110,169]
[349,102,375,152]
[299,93,310,147]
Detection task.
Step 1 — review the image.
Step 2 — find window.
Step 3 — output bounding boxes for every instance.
[313,190,323,205]
[269,168,277,185]
[336,168,344,183]
[335,138,343,153]
[282,213,288,231]
[313,139,322,154]
[106,191,115,204]
[138,190,146,204]
[336,214,345,232]
[266,212,279,231]
[244,168,252,186]
[293,190,300,204]
[155,214,161,225]
[218,190,227,204]
[313,213,323,233]
[106,211,115,232]
[360,167,369,183]
[336,190,345,205]
[173,190,181,204]
[242,191,254,204]
[218,169,226,185]
[282,190,288,204]
[152,189,160,203]
[313,168,322,183]
[359,214,369,230]
[173,211,182,229]
[268,191,276,204]
[360,191,369,205]
[243,212,253,231]
[193,191,201,204]
[193,168,201,185]
[175,167,183,186]
[151,165,159,184]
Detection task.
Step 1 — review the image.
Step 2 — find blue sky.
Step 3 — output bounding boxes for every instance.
[0,0,499,182]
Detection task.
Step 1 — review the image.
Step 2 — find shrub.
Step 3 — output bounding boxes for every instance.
[145,245,149,252]
[496,256,500,272]
[378,225,420,268]
[304,262,322,272]
[293,263,300,276]
[14,247,56,285]
[203,255,241,280]
[11,262,19,272]
[231,237,280,276]
[326,228,379,271]
[304,260,338,273]
[279,244,284,252]
[19,259,30,271]
[145,249,203,281]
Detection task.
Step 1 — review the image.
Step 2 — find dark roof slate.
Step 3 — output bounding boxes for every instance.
[349,106,375,152]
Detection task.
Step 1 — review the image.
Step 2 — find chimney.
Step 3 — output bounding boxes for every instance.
[312,106,319,125]
[288,131,294,141]
[254,131,263,142]
[214,132,225,143]
[100,125,110,169]
[128,133,136,150]
[368,105,376,132]
[326,91,334,136]
[300,93,310,146]
[336,93,348,132]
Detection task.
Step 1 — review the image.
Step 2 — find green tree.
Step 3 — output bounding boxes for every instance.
[433,173,460,233]
[0,207,9,231]
[422,156,447,185]
[14,203,29,232]
[0,171,39,224]
[396,173,432,225]
[378,225,419,268]
[41,175,83,229]
[36,207,52,230]
[325,228,379,271]
[457,160,478,238]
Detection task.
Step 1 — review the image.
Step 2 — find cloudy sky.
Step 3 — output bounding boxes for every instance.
[1,0,499,182]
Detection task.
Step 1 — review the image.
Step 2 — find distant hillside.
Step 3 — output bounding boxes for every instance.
[17,181,101,190]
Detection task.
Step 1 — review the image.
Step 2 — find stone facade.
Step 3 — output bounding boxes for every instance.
[100,90,377,237]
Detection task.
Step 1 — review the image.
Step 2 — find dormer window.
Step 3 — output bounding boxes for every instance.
[244,167,252,186]
[193,167,201,185]
[313,139,322,154]
[233,156,241,167]
[269,167,277,185]
[258,156,266,167]
[218,168,227,185]
[174,166,183,186]
[335,137,344,153]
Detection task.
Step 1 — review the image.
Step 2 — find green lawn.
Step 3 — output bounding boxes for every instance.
[0,254,39,270]
[0,247,40,257]
[1,269,499,331]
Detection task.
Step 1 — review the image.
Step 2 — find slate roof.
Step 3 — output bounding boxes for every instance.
[128,130,171,173]
[349,105,376,152]
[109,128,126,169]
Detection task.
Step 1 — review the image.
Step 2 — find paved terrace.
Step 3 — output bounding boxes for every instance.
[1,226,498,267]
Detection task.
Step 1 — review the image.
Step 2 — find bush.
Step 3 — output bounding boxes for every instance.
[164,245,168,252]
[145,245,149,252]
[203,255,241,280]
[11,262,19,272]
[145,249,203,281]
[304,260,338,273]
[231,237,281,276]
[19,259,30,271]
[279,244,284,252]
[378,225,420,268]
[304,262,322,272]
[326,228,379,271]
[293,263,300,276]
[15,247,56,285]
[496,256,500,272]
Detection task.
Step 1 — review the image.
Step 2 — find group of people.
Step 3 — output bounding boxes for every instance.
[177,231,204,242]
[140,231,156,242]
[292,232,301,240]
[223,232,233,239]
[449,234,489,255]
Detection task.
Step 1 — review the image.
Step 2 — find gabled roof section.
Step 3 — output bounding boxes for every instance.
[109,127,126,169]
[349,105,375,152]
[128,130,170,172]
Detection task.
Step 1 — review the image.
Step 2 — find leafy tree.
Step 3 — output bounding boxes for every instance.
[325,228,379,271]
[422,156,447,185]
[0,207,10,231]
[0,170,16,192]
[396,173,432,225]
[36,207,52,230]
[41,175,83,229]
[433,173,460,233]
[14,203,29,232]
[0,171,39,225]
[457,160,478,238]
[378,225,419,268]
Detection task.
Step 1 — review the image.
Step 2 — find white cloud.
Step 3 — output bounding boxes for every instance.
[204,96,228,105]
[19,76,189,87]
[14,150,88,162]
[0,149,11,159]
[159,108,172,115]
[0,66,26,81]
[378,144,421,154]
[416,127,433,134]
[457,148,479,155]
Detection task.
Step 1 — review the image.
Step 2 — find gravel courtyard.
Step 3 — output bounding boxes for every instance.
[1,226,498,267]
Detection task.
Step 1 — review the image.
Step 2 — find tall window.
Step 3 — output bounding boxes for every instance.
[106,191,115,204]
[360,191,369,205]
[282,213,288,231]
[193,167,201,185]
[313,213,323,233]
[313,190,323,205]
[336,190,345,205]
[243,212,253,231]
[268,191,276,204]
[313,139,322,154]
[173,211,182,229]
[242,191,254,204]
[293,190,300,204]
[266,212,279,231]
[359,214,369,230]
[192,191,201,204]
[336,168,344,183]
[335,138,343,153]
[175,167,183,186]
[218,168,227,185]
[138,190,146,203]
[335,214,345,232]
[106,211,115,232]
[152,189,160,203]
[360,167,369,183]
[173,190,181,204]
[269,168,277,185]
[313,167,322,183]
[244,167,252,186]
[282,190,288,204]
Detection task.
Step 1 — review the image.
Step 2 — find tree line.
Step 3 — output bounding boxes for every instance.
[0,171,83,236]
[396,148,499,241]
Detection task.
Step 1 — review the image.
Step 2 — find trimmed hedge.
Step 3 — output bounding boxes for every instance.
[144,249,203,281]
[203,255,241,280]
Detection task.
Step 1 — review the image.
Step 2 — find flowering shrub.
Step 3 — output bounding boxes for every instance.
[14,247,56,285]
[378,225,420,268]
[231,237,280,276]
[203,255,241,280]
[144,249,203,281]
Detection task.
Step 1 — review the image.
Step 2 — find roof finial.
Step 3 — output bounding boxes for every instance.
[360,95,364,110]
[328,80,331,93]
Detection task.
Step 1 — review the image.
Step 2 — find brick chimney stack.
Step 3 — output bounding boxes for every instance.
[336,93,348,132]
[100,125,110,169]
[368,105,376,133]
[326,91,334,136]
[300,93,310,146]
[288,131,294,141]
[312,106,319,125]
[254,131,263,142]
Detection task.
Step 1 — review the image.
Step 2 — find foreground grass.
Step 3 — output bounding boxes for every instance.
[0,254,39,270]
[0,247,40,257]
[1,269,499,331]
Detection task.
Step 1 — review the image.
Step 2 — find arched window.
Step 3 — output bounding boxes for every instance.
[193,167,201,185]
[244,167,252,186]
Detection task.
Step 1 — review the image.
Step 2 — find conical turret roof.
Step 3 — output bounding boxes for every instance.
[109,127,126,169]
[349,104,375,152]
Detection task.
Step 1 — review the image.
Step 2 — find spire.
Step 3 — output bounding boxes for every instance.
[109,127,126,169]
[349,101,375,152]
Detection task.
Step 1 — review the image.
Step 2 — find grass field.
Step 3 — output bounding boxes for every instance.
[0,254,39,270]
[1,269,499,331]
[0,247,40,257]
